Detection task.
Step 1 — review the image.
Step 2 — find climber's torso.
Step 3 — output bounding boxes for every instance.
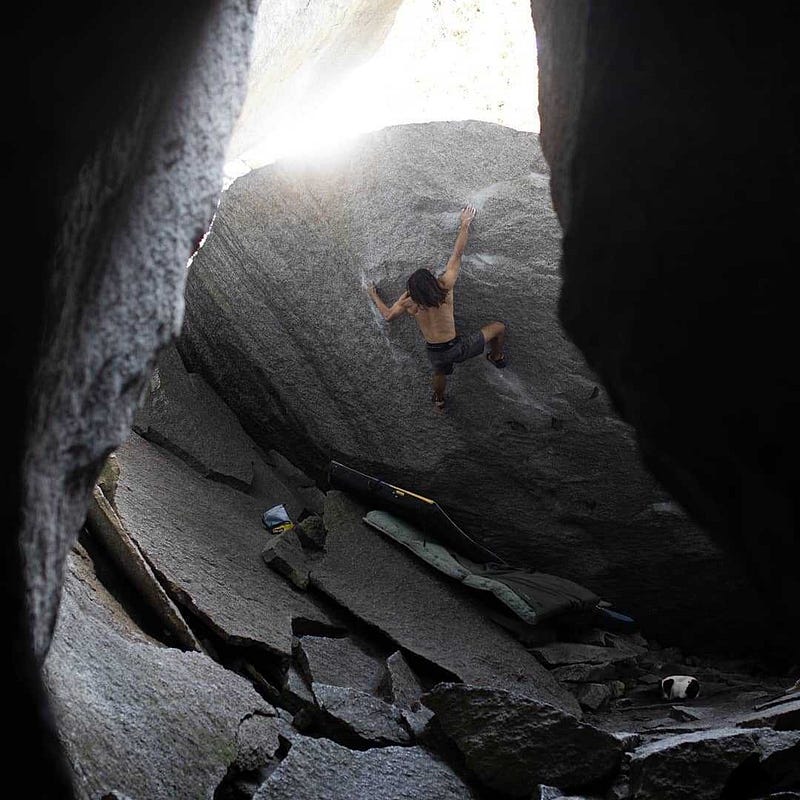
[405,282,457,344]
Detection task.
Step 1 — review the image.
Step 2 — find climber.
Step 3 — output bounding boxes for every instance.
[366,204,507,412]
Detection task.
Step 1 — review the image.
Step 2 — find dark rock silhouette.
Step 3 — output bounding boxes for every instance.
[6,2,257,795]
[531,1,800,658]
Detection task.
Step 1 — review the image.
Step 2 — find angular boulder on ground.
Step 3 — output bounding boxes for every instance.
[734,698,800,731]
[752,729,800,792]
[421,683,623,797]
[386,650,426,707]
[627,727,800,800]
[44,546,284,800]
[252,734,476,799]
[532,642,638,671]
[571,682,614,712]
[261,529,311,589]
[295,514,327,550]
[385,650,435,735]
[311,683,411,747]
[179,119,765,655]
[280,663,315,711]
[295,635,385,694]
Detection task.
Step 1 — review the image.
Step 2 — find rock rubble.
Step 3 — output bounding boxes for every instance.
[46,306,799,799]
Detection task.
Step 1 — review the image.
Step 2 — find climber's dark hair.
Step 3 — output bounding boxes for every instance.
[407,268,448,308]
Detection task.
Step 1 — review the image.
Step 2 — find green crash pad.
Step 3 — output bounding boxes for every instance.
[363,509,601,627]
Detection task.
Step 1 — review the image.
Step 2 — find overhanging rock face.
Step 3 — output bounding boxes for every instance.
[179,120,767,653]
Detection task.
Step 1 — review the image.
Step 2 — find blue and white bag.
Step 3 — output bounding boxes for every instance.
[261,503,294,534]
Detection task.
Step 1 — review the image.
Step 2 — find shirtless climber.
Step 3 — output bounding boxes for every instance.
[366,204,507,412]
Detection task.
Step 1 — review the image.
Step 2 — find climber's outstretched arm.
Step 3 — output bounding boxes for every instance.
[367,285,411,322]
[440,204,476,290]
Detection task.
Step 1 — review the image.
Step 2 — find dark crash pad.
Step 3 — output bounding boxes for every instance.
[327,460,505,565]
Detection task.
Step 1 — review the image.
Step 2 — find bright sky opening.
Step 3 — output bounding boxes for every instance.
[224,0,539,185]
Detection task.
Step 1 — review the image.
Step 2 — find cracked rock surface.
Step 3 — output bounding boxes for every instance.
[44,546,283,800]
[54,366,798,800]
[252,735,476,799]
[112,432,332,659]
[133,343,262,489]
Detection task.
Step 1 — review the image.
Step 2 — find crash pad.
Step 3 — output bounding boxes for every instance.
[363,509,601,627]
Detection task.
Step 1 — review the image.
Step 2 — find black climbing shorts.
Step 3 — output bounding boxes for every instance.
[426,331,486,376]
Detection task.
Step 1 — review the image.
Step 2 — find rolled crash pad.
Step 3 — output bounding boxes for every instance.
[327,460,503,565]
[363,509,600,626]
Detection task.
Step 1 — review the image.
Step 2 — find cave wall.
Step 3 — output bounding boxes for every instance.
[8,0,800,792]
[6,1,257,795]
[530,1,800,654]
[23,0,257,666]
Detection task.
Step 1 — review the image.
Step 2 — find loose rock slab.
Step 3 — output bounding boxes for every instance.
[735,698,800,731]
[532,642,638,669]
[253,734,476,799]
[421,683,623,798]
[262,529,311,589]
[571,682,614,711]
[386,650,426,708]
[86,484,201,651]
[113,433,332,659]
[45,547,282,800]
[133,342,314,521]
